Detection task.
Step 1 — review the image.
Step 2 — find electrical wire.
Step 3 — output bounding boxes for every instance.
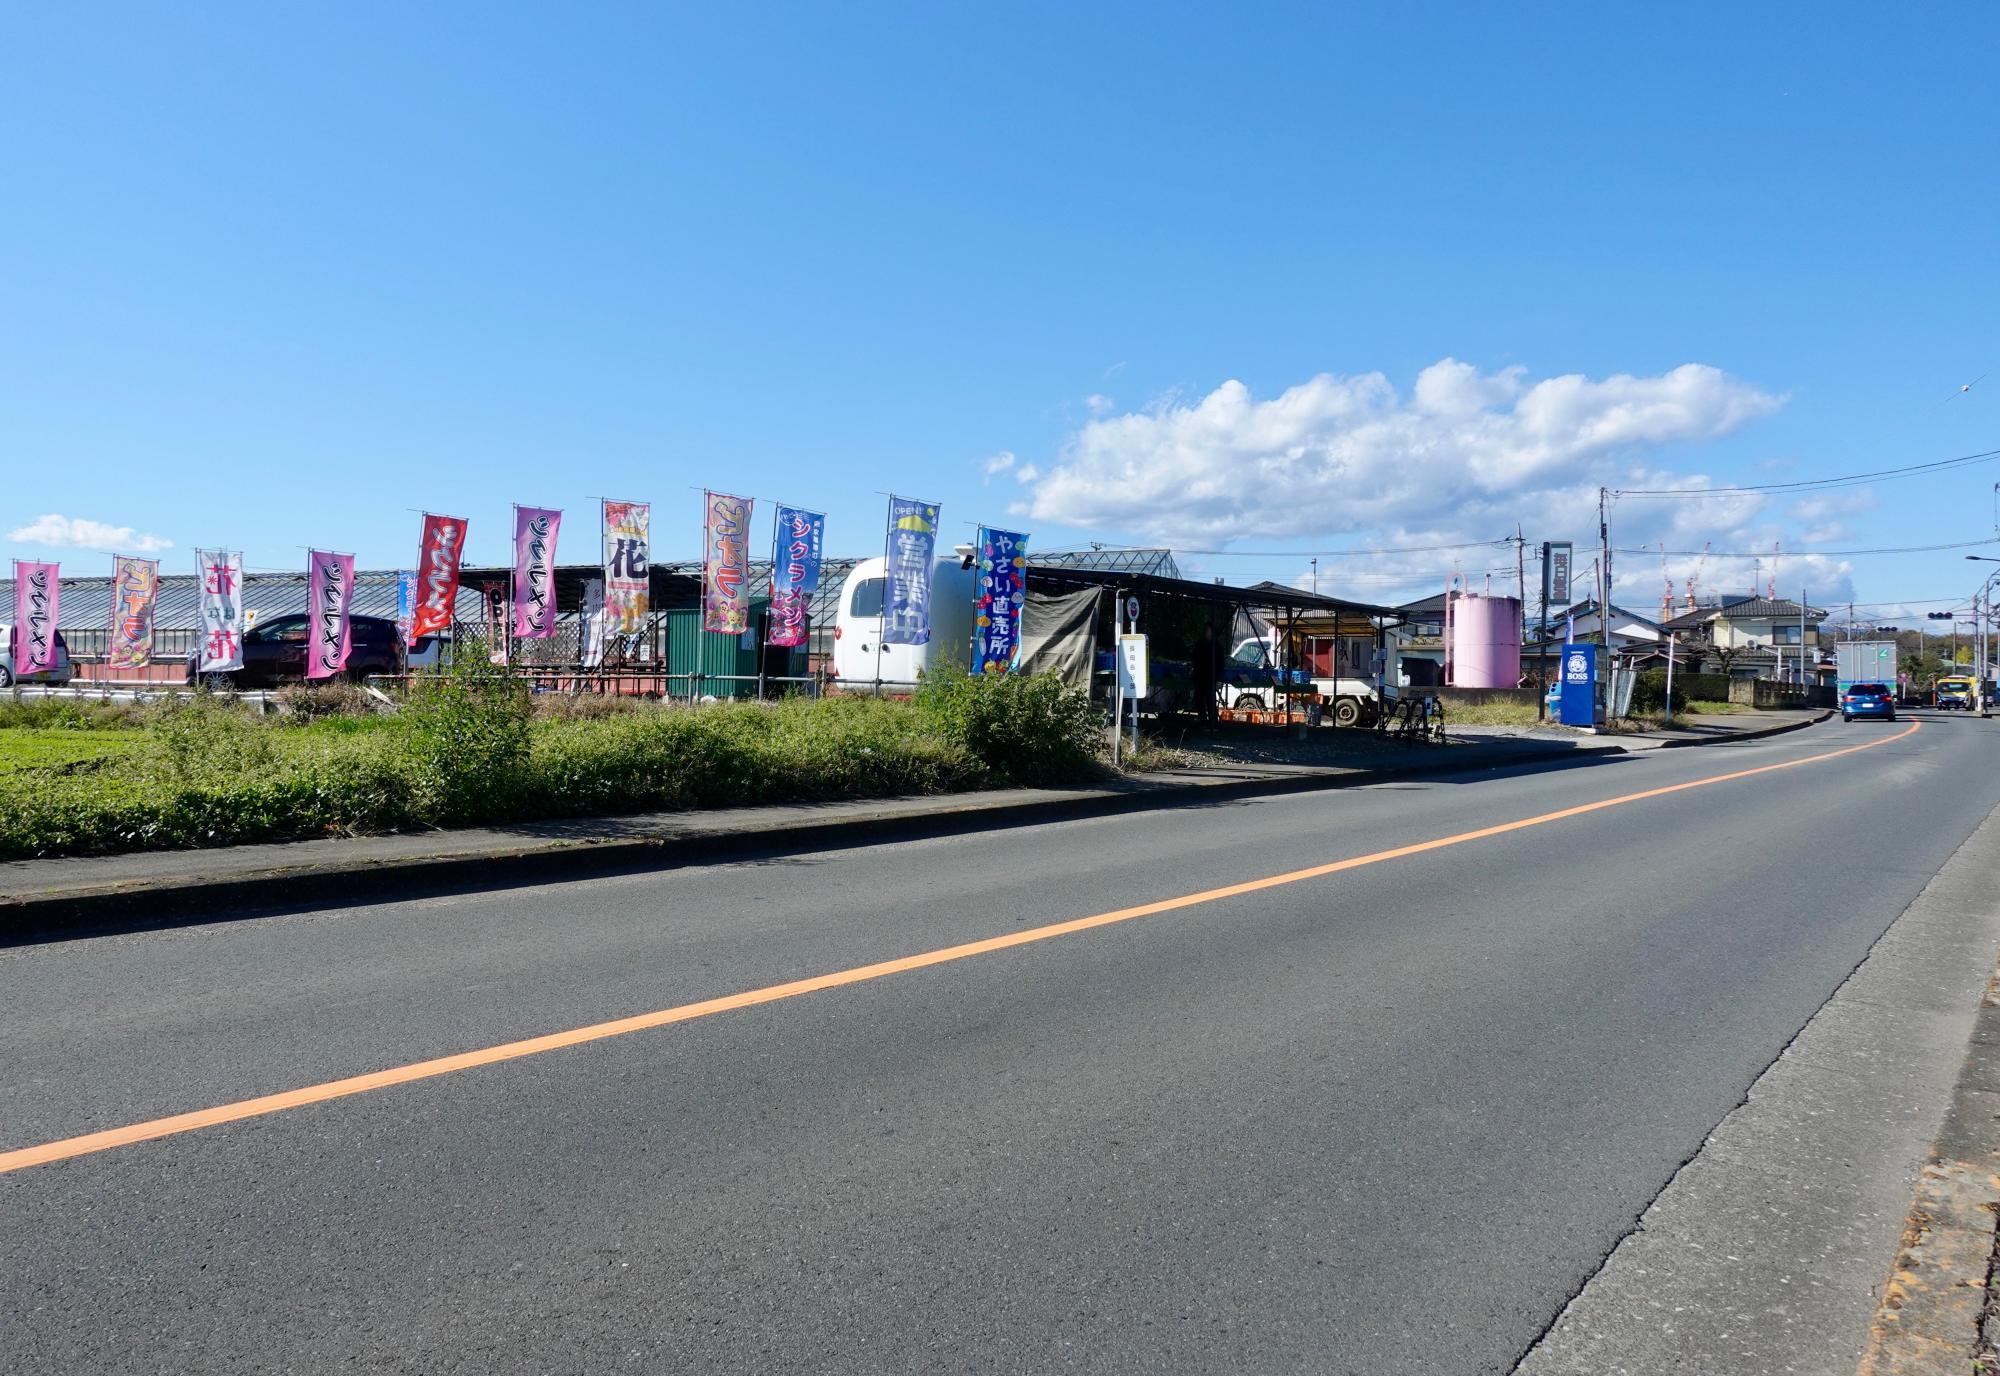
[1063,538,1514,558]
[1615,537,2000,558]
[1612,446,2000,498]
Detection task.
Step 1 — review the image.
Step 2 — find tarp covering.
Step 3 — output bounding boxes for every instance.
[1017,587,1102,689]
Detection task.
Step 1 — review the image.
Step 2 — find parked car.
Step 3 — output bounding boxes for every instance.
[1840,681,1895,722]
[1218,636,1312,711]
[0,626,77,687]
[185,614,408,688]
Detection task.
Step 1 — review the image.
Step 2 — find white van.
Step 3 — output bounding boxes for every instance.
[831,554,978,689]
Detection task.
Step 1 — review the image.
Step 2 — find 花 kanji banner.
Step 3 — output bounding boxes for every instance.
[195,549,244,673]
[107,556,160,669]
[972,528,1028,674]
[306,550,354,681]
[513,505,562,640]
[767,506,825,648]
[11,560,60,676]
[882,496,940,647]
[602,499,650,634]
[703,491,754,635]
[412,513,466,640]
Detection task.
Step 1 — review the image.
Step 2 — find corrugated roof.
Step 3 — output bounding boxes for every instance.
[0,569,488,631]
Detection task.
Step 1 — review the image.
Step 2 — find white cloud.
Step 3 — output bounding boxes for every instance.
[979,451,1017,483]
[1085,393,1116,417]
[1015,463,1041,483]
[1025,359,1784,545]
[1789,489,1874,524]
[9,513,173,553]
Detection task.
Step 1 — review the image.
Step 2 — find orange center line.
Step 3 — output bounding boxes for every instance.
[0,719,1920,1177]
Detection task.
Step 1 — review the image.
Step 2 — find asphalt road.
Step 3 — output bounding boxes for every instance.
[4,713,1997,1374]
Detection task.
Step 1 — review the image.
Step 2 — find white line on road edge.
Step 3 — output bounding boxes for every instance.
[1514,801,2000,1376]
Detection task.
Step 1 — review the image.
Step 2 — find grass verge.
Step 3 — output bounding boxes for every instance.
[0,666,1106,860]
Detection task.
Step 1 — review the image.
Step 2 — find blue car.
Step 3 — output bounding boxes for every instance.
[1840,681,1896,722]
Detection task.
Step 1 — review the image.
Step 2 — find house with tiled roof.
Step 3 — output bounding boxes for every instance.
[1661,594,1828,679]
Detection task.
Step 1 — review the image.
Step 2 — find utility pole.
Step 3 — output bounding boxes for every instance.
[1598,487,1615,720]
[1513,524,1527,621]
[1536,543,1549,721]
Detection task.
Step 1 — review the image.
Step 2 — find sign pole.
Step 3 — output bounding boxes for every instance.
[1664,631,1676,726]
[1127,597,1141,755]
[1110,588,1124,767]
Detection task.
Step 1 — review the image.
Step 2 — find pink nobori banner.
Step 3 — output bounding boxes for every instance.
[306,550,355,681]
[12,561,60,676]
[513,506,563,640]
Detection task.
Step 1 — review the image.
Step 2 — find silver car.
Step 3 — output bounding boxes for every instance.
[0,625,77,687]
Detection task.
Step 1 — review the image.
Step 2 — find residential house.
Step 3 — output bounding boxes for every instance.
[1390,593,1447,686]
[1523,600,1664,681]
[1661,595,1826,680]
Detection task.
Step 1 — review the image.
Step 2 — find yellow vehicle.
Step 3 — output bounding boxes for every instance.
[1935,674,1975,710]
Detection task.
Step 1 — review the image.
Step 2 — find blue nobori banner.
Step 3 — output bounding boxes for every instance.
[768,506,825,649]
[883,495,940,647]
[972,527,1028,674]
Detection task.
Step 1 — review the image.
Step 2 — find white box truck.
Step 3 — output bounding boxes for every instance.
[1834,641,1897,697]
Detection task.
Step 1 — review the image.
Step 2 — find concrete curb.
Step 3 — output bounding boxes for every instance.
[1855,966,2000,1375]
[1645,706,1833,747]
[1515,790,2000,1376]
[0,711,1817,942]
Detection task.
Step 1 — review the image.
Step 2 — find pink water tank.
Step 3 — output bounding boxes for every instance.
[1447,593,1522,688]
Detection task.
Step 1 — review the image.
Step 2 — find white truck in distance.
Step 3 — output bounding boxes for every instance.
[1834,641,1898,699]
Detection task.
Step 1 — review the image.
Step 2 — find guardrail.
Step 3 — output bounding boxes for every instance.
[4,681,278,709]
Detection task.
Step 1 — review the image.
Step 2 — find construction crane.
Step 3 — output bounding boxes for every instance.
[1684,541,1711,614]
[1659,542,1675,622]
[1767,539,1780,600]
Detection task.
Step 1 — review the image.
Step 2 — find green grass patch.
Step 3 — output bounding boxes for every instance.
[0,668,1108,860]
[0,728,144,775]
[1442,702,1542,727]
[1684,699,1750,714]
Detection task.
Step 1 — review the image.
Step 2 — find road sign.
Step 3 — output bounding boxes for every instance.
[1125,596,1141,626]
[1542,541,1572,608]
[1117,633,1149,698]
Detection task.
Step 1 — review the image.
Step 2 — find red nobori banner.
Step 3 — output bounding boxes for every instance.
[412,513,467,640]
[702,491,754,635]
[107,555,160,669]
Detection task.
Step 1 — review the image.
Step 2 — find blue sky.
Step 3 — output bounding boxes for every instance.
[4,3,1997,621]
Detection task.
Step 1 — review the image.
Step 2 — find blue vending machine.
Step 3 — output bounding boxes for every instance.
[1558,643,1598,727]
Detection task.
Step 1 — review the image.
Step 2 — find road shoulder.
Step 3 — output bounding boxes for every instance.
[1516,799,2000,1376]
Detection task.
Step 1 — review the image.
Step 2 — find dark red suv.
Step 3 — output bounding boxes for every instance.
[186,614,407,688]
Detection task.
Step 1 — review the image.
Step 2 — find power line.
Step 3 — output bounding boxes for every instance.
[1133,538,1515,558]
[1616,537,2000,558]
[1612,445,2000,498]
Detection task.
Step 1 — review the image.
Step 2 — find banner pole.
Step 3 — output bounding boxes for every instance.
[875,496,891,696]
[696,493,708,703]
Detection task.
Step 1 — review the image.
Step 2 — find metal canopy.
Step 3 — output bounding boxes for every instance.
[1017,566,1396,619]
